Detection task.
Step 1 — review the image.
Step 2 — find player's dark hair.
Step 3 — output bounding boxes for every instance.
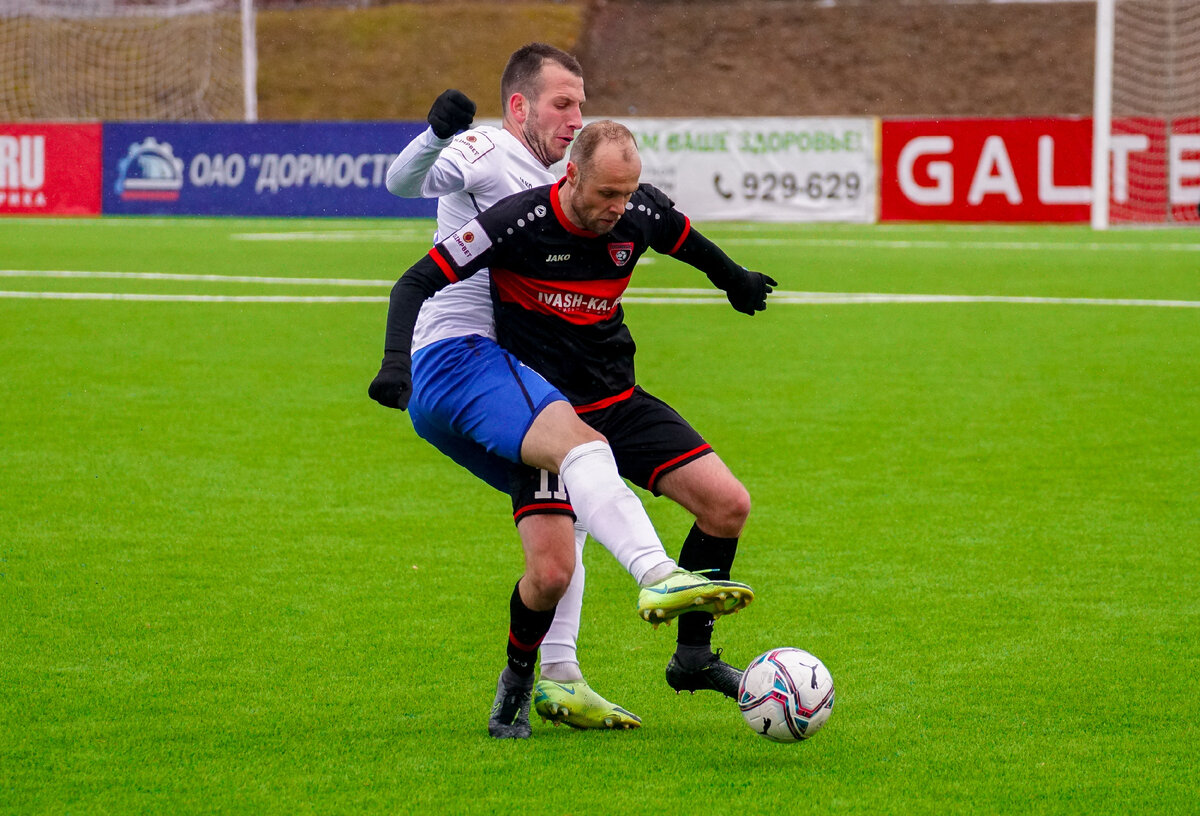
[570,120,637,178]
[500,43,583,109]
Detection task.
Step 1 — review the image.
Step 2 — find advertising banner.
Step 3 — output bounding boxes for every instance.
[101,122,436,217]
[880,117,1093,223]
[623,117,877,222]
[1109,116,1200,225]
[0,123,102,216]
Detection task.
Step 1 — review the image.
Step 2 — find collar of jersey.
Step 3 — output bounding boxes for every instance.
[551,178,601,238]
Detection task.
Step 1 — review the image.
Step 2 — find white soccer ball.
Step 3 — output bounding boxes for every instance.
[737,647,835,742]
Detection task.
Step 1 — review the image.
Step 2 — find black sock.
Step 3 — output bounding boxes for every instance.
[506,580,556,678]
[676,523,739,661]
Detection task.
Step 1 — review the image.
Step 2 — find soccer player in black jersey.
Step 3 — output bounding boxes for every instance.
[372,119,776,711]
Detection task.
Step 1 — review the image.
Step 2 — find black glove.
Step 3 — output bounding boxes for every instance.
[427,89,476,139]
[368,352,413,410]
[723,269,778,315]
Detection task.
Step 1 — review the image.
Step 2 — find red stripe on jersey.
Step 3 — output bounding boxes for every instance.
[551,178,600,237]
[667,216,692,255]
[647,443,713,492]
[492,268,631,325]
[429,247,459,283]
[574,386,635,414]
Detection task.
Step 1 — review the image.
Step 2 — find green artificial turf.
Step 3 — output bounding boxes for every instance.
[1,218,1197,814]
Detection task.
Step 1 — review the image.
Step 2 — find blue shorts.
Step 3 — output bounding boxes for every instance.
[409,335,567,494]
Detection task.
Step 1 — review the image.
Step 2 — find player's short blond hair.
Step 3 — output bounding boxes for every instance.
[570,120,637,178]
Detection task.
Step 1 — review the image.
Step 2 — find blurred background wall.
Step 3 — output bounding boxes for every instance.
[250,0,1096,120]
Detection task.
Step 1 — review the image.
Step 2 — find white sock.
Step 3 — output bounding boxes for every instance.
[639,561,677,586]
[558,441,675,586]
[539,525,586,671]
[540,661,585,683]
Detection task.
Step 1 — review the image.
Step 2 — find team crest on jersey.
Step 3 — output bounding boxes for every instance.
[608,242,635,267]
[443,218,492,266]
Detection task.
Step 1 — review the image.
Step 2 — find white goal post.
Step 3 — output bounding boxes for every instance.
[1092,0,1200,227]
[0,0,257,122]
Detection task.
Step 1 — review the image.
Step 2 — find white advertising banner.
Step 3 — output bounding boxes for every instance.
[620,117,877,223]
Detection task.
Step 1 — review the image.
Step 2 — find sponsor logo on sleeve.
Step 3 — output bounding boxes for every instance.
[449,131,496,164]
[443,218,492,266]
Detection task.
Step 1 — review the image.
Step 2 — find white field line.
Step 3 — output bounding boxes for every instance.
[221,231,1200,252]
[0,291,385,303]
[4,217,418,229]
[2,269,1198,307]
[0,269,390,286]
[3,292,1194,308]
[718,238,1200,252]
[231,229,434,242]
[626,294,1200,308]
[19,224,1187,252]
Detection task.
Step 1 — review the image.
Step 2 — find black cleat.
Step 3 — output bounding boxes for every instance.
[665,649,743,700]
[488,668,534,739]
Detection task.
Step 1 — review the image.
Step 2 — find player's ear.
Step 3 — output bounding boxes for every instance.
[508,92,528,124]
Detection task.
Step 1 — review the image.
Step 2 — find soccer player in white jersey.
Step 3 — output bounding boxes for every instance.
[380,44,753,738]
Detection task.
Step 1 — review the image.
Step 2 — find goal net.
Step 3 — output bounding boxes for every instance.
[1094,0,1200,226]
[0,0,256,122]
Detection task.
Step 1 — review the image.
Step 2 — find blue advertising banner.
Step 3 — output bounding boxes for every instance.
[102,122,437,217]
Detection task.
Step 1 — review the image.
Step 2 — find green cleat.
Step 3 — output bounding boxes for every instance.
[533,679,642,730]
[636,569,754,627]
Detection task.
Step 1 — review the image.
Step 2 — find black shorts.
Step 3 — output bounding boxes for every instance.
[509,466,575,525]
[509,385,712,522]
[580,386,712,494]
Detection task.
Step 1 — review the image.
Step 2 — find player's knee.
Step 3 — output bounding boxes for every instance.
[527,556,573,604]
[700,482,751,538]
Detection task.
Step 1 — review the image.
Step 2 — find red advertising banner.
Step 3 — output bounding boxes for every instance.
[1166,117,1200,224]
[881,118,1093,223]
[1110,116,1200,225]
[0,123,102,216]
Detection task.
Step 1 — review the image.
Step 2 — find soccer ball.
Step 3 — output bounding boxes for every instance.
[738,647,835,742]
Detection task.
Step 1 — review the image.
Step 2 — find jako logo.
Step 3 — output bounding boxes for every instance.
[0,135,46,208]
[115,137,185,202]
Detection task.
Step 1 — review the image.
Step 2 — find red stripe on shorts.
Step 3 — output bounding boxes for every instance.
[573,387,636,414]
[647,443,713,492]
[513,502,574,523]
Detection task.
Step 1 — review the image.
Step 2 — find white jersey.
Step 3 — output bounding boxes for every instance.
[386,125,561,352]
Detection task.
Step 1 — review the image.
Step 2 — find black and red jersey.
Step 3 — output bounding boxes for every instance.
[426,179,692,406]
